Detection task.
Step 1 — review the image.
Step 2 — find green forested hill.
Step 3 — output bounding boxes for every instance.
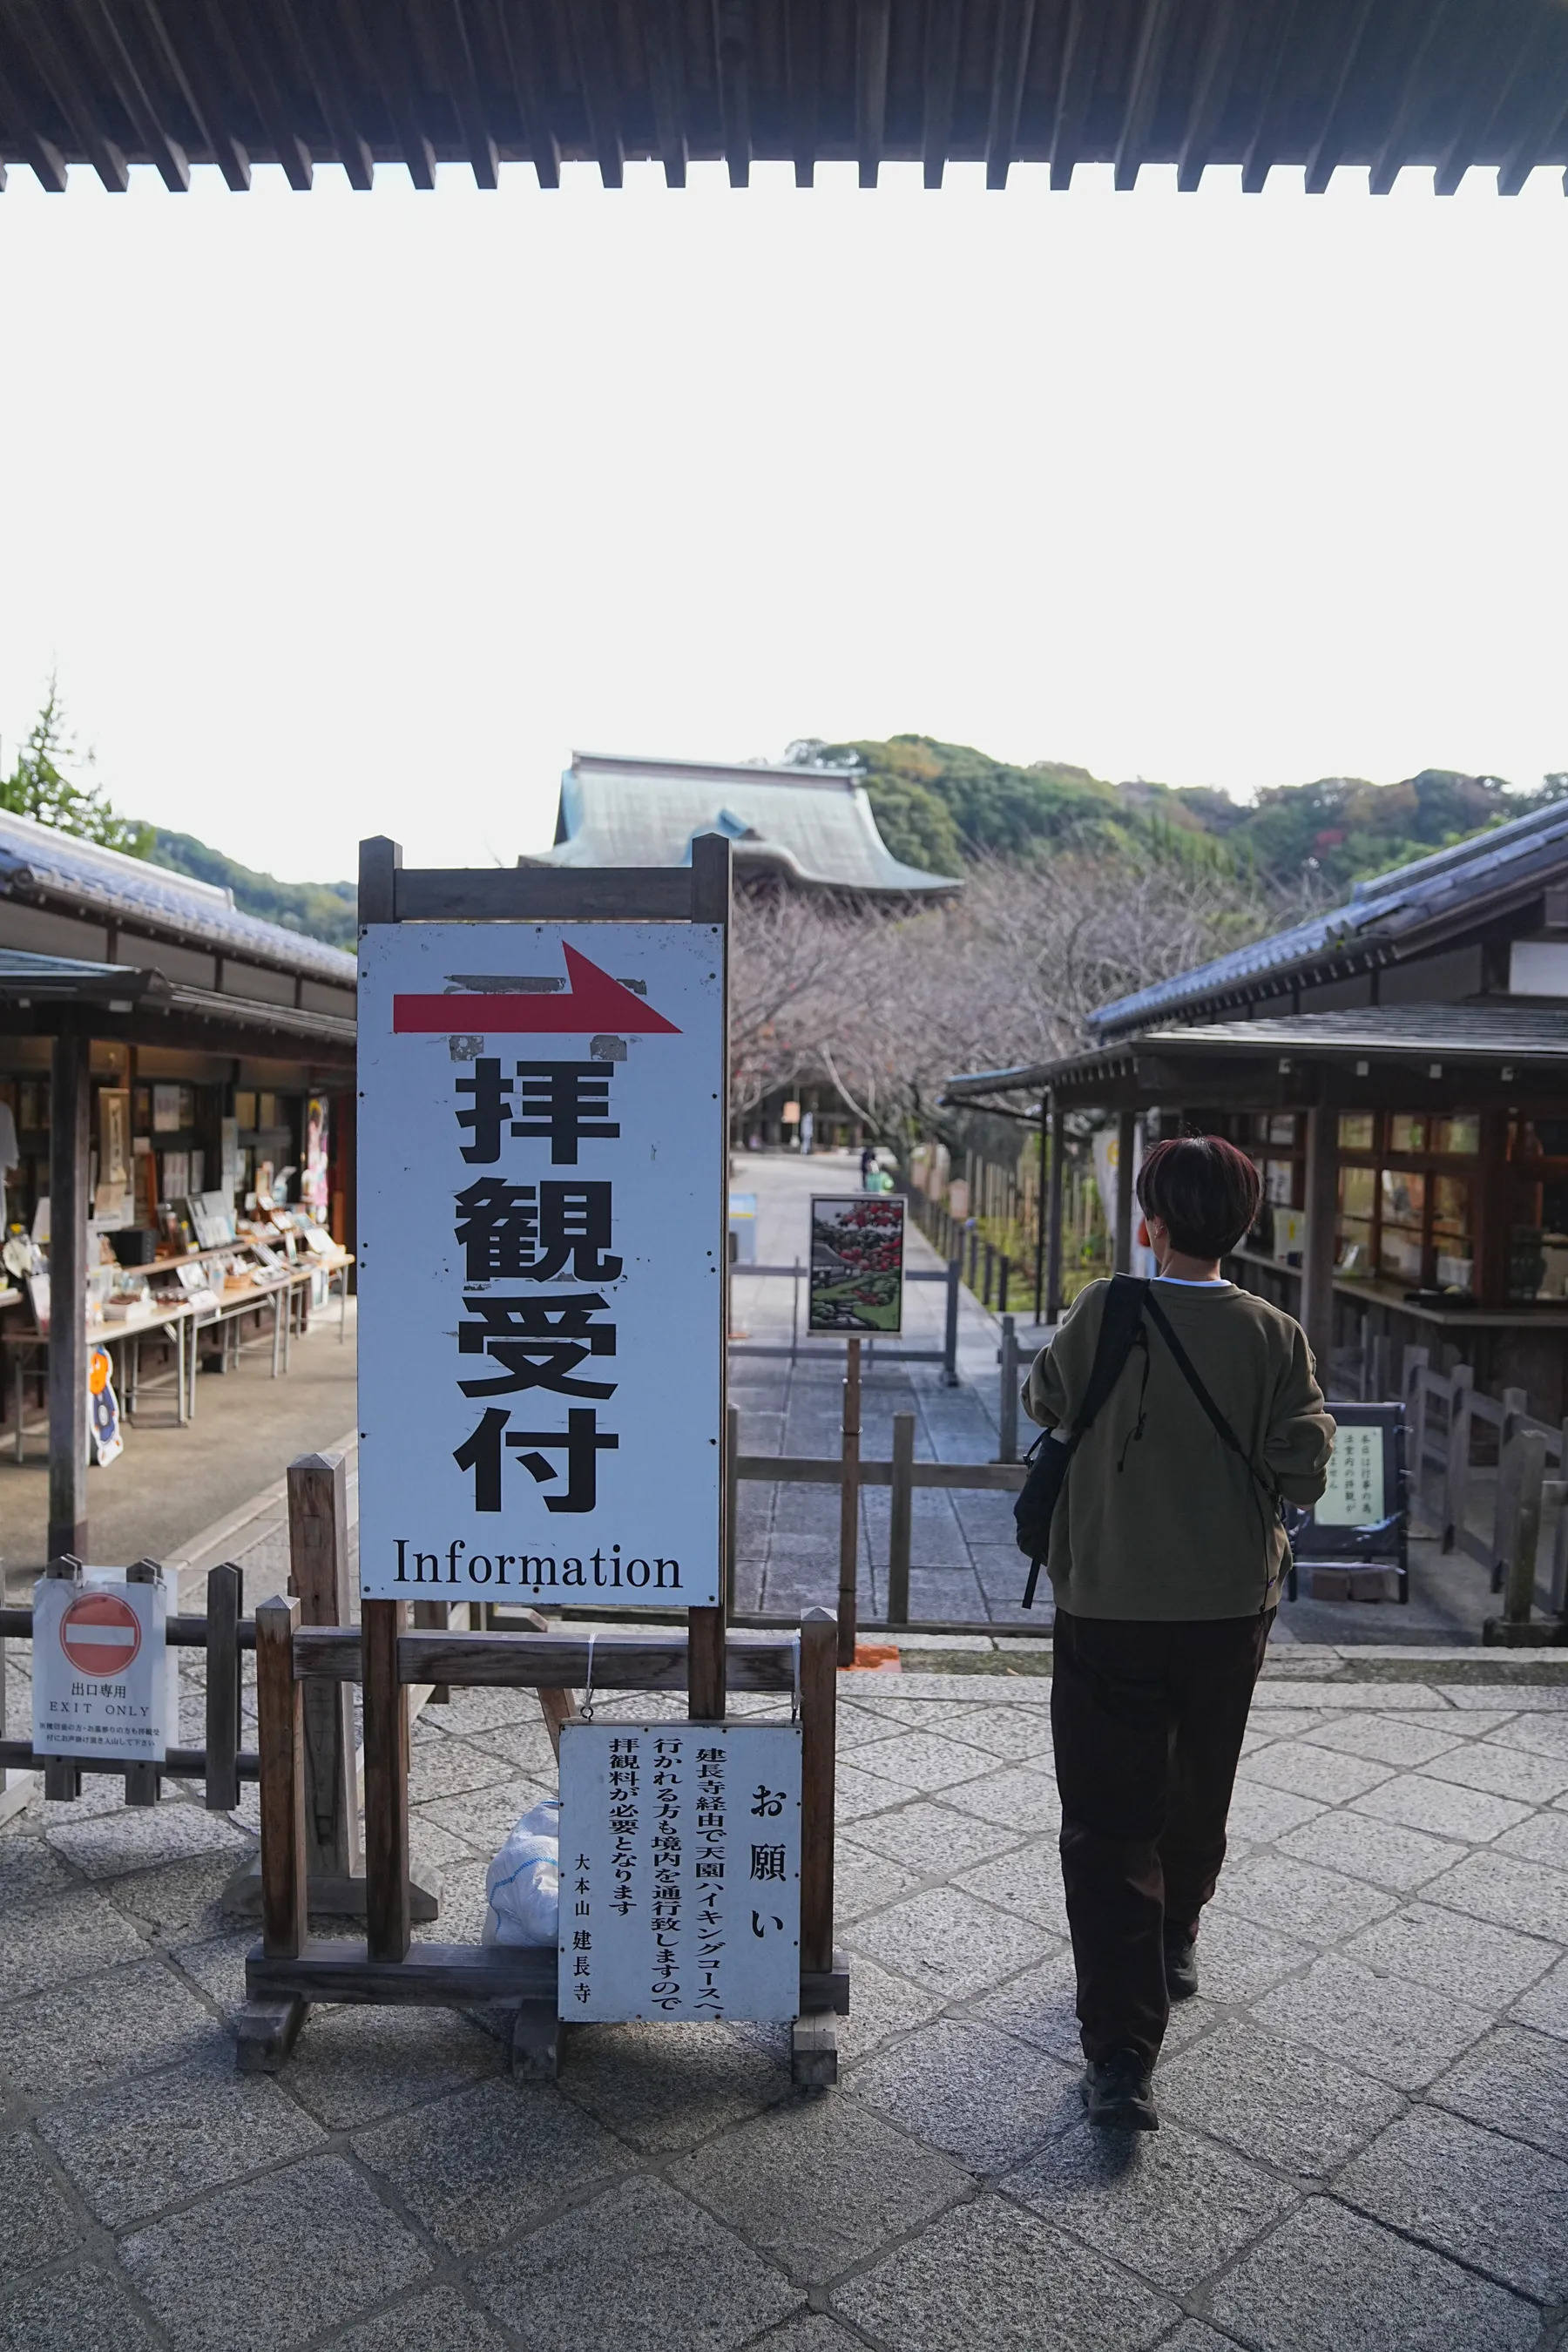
[793,735,1568,894]
[149,829,357,947]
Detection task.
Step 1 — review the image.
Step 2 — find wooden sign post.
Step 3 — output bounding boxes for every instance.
[235,837,847,2084]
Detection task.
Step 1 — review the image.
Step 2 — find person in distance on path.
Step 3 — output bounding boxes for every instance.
[1023,1134,1334,2132]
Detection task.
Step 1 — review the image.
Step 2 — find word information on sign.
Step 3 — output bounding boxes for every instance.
[559,1721,802,2024]
[808,1195,906,1335]
[31,1571,171,1761]
[357,922,725,1607]
[1315,1423,1386,1528]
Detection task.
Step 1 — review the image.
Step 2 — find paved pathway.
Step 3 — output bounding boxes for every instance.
[4,1660,1568,2350]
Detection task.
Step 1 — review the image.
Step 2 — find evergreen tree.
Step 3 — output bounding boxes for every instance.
[0,677,151,857]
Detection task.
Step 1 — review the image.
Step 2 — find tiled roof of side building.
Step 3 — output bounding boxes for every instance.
[1089,801,1568,1038]
[529,753,961,896]
[0,810,356,983]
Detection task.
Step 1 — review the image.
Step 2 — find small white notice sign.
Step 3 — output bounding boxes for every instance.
[31,1571,171,1761]
[1315,1423,1385,1527]
[356,921,725,1607]
[558,1720,801,2024]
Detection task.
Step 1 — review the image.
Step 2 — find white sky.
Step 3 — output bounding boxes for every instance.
[1,159,1565,883]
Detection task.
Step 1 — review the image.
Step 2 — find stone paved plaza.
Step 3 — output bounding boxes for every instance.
[4,1658,1568,2351]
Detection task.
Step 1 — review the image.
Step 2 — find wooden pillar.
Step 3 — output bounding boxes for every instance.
[688,830,731,1723]
[255,1597,307,1958]
[47,1029,91,1563]
[1045,1098,1065,1321]
[798,1606,836,1974]
[1301,1105,1339,1385]
[1113,1108,1136,1274]
[287,1453,362,1881]
[362,1598,410,1962]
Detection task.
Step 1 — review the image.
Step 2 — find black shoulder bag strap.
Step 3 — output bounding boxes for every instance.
[1140,1288,1281,1517]
[1019,1274,1149,1609]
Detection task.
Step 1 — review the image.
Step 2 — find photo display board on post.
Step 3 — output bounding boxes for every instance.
[357,923,725,1608]
[808,1194,906,1335]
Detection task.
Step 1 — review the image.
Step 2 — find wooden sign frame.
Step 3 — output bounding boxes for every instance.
[238,837,847,2086]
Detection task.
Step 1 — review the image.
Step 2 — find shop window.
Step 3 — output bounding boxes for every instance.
[1431,1113,1480,1155]
[1432,1175,1473,1294]
[1511,1173,1568,1301]
[1378,1167,1425,1283]
[1338,1113,1374,1152]
[1336,1165,1375,1277]
[1388,1116,1427,1154]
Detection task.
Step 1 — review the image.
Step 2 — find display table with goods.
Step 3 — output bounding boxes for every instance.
[0,1208,353,1461]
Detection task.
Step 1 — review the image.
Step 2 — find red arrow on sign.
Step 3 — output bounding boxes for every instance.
[60,1588,142,1678]
[393,945,682,1036]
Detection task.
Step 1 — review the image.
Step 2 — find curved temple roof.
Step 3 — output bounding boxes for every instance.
[531,753,958,897]
[1,3,1566,195]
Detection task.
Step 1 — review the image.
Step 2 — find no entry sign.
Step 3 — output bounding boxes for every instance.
[59,1589,142,1675]
[32,1570,171,1761]
[356,921,725,1607]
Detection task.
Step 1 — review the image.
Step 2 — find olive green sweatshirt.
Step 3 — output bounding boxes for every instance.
[1023,1278,1335,1621]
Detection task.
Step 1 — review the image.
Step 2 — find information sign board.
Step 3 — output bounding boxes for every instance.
[1315,1421,1385,1527]
[357,922,725,1606]
[31,1570,171,1761]
[558,1720,801,2022]
[808,1195,906,1335]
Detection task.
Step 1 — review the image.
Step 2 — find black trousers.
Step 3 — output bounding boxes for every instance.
[1051,1605,1274,2070]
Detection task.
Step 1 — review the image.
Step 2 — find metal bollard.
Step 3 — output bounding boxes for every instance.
[943,1259,961,1387]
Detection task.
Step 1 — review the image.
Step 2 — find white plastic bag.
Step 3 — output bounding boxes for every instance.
[482,1796,561,1947]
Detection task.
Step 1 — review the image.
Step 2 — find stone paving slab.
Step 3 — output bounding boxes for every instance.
[4,1668,1568,2350]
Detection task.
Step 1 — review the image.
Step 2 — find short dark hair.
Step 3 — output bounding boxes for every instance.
[1135,1134,1260,1260]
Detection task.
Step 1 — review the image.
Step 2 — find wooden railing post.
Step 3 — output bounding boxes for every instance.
[205,1562,242,1814]
[362,1598,411,1963]
[1500,1431,1548,1632]
[887,1412,915,1627]
[123,1559,164,1808]
[794,1606,839,2088]
[1443,1364,1475,1552]
[255,1596,307,1958]
[837,1337,862,1666]
[287,1453,362,1878]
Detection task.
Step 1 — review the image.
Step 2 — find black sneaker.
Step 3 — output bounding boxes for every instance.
[1080,2050,1159,2132]
[1164,1932,1199,2002]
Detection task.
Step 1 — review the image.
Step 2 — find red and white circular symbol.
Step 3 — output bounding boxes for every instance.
[59,1589,141,1678]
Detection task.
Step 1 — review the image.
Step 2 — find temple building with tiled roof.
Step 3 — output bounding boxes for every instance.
[528,753,959,901]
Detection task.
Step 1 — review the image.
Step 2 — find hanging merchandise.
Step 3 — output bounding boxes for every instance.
[88,1346,124,1468]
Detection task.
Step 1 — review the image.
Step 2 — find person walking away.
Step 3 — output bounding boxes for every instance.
[800,1110,814,1156]
[1023,1134,1333,2131]
[861,1145,877,1187]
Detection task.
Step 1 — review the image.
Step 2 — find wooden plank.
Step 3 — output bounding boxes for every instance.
[288,1453,360,1876]
[395,866,693,923]
[362,1598,410,1963]
[247,1936,851,2014]
[511,2001,563,2083]
[255,1597,307,1960]
[233,1997,307,2075]
[289,1625,805,1690]
[798,1608,836,1982]
[510,1605,576,1760]
[205,1563,242,1812]
[123,1559,164,1806]
[790,2010,838,2089]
